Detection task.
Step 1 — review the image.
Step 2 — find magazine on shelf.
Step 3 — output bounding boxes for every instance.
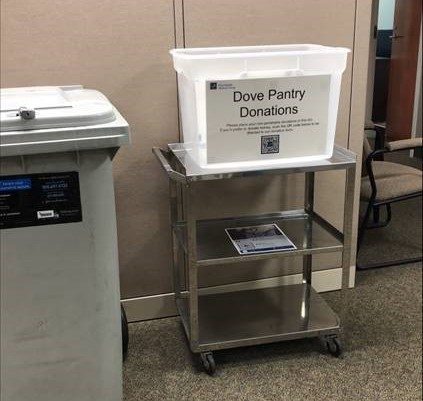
[225,223,297,255]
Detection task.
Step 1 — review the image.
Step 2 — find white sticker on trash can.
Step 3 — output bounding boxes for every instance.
[206,75,331,163]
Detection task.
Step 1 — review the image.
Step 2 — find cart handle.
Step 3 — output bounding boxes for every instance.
[152,147,187,183]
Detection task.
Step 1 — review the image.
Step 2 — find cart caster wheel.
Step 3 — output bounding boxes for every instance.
[200,352,216,375]
[326,337,343,357]
[121,304,129,361]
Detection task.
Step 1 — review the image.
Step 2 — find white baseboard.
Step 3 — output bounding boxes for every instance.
[123,266,354,323]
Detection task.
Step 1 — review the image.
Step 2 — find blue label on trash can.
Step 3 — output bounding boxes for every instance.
[0,172,82,229]
[0,178,32,192]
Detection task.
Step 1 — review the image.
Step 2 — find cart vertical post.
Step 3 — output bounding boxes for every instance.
[303,171,315,286]
[340,164,356,332]
[185,183,200,350]
[301,171,315,326]
[169,179,181,300]
[341,166,356,291]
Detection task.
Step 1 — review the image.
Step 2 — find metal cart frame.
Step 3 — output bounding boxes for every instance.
[153,144,356,375]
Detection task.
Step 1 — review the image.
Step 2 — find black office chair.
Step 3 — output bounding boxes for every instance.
[357,136,422,270]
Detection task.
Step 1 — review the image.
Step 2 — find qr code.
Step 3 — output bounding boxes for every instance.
[261,135,280,154]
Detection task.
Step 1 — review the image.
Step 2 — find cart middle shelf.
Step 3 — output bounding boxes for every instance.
[173,209,344,266]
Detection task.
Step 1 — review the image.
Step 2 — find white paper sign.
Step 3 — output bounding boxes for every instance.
[206,75,331,164]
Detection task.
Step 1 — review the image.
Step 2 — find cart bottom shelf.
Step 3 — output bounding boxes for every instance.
[177,283,340,352]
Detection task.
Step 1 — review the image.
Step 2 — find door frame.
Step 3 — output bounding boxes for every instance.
[411,24,422,150]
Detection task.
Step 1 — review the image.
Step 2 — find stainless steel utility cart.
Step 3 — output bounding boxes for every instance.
[153,144,356,375]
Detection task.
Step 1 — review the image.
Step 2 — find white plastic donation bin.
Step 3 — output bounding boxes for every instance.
[170,44,350,168]
[0,86,129,401]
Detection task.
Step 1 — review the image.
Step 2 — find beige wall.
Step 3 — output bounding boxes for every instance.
[1,1,370,305]
[1,0,179,298]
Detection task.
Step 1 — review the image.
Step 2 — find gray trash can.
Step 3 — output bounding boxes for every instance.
[0,86,130,401]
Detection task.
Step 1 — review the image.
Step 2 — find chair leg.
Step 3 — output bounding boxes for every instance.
[386,204,392,225]
[357,200,373,253]
[376,204,392,228]
[366,203,392,229]
[372,205,380,224]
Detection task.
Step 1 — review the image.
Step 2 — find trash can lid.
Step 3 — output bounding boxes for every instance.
[0,85,116,132]
[0,86,130,158]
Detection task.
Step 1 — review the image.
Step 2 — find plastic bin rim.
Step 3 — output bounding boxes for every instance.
[170,44,351,60]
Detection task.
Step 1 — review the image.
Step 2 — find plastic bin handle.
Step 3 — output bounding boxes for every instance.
[239,69,303,78]
[152,147,187,183]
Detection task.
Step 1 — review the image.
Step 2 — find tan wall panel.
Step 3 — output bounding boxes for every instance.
[183,0,356,286]
[1,0,370,303]
[0,0,179,298]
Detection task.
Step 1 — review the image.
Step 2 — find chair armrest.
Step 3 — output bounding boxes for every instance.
[386,137,422,151]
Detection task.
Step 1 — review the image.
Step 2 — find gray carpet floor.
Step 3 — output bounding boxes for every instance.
[124,197,422,401]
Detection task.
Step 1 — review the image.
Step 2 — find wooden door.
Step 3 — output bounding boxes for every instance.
[386,0,422,140]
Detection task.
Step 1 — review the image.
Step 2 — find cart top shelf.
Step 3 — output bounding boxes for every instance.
[163,143,356,182]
